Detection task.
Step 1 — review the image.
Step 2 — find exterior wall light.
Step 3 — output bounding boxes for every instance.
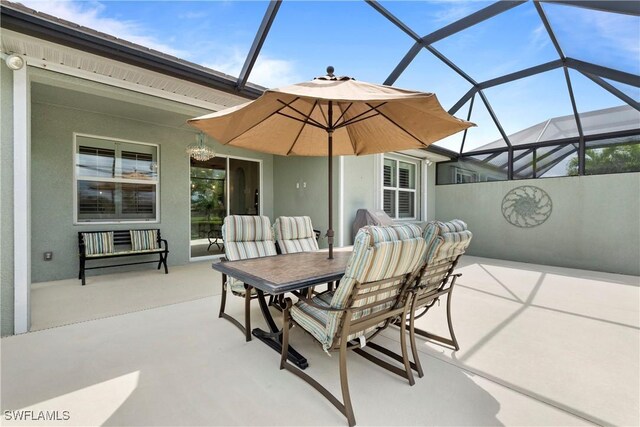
[5,54,25,70]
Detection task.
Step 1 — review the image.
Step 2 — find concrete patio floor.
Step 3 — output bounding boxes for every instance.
[2,256,638,426]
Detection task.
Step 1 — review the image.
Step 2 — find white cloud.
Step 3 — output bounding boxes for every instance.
[529,23,550,52]
[428,0,489,24]
[588,11,640,56]
[205,49,302,88]
[19,0,186,58]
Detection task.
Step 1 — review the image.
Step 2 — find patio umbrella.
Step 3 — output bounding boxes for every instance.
[188,67,474,259]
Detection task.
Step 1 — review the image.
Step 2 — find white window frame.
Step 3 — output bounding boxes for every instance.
[382,153,421,221]
[453,166,478,184]
[73,132,160,225]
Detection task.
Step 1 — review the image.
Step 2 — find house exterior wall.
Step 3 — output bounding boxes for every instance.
[435,173,640,276]
[342,155,378,244]
[1,61,15,336]
[272,156,338,249]
[273,154,437,247]
[30,101,274,283]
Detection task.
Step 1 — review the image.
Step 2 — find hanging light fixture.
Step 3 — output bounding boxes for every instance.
[186,132,216,161]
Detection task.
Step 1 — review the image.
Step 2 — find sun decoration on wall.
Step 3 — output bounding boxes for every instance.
[501,186,552,228]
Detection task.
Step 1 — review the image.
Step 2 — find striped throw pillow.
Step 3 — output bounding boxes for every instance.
[130,230,159,251]
[82,232,115,255]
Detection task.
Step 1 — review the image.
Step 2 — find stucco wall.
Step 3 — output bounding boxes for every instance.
[30,101,274,282]
[273,154,437,247]
[435,174,640,275]
[272,156,339,248]
[1,61,15,336]
[342,155,378,244]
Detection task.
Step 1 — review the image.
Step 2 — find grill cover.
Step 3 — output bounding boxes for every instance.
[352,209,395,241]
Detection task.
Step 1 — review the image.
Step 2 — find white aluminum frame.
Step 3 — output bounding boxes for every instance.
[13,64,31,334]
[188,154,264,262]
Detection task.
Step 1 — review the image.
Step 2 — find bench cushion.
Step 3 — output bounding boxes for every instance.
[82,232,114,255]
[85,247,165,258]
[130,229,159,251]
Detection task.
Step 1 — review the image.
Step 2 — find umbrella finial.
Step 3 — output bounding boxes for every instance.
[326,66,335,77]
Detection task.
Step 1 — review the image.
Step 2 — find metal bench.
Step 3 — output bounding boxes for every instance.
[78,229,169,286]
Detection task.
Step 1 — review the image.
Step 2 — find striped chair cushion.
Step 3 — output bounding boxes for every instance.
[274,216,319,254]
[289,292,333,345]
[222,215,277,294]
[223,215,273,243]
[420,220,473,292]
[82,232,114,255]
[224,241,277,262]
[292,224,427,351]
[130,229,159,251]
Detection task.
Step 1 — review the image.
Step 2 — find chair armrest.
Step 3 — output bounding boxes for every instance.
[291,295,346,313]
[160,238,169,251]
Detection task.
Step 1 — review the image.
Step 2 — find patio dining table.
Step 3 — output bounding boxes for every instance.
[211,248,352,369]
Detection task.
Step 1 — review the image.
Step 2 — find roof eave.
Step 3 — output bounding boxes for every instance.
[424,144,459,159]
[0,3,264,100]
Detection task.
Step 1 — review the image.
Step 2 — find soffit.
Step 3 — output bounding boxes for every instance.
[1,29,249,111]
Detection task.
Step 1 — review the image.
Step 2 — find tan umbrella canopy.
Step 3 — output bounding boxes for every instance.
[189,67,474,258]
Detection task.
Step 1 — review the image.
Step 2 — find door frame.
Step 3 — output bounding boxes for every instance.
[188,154,263,262]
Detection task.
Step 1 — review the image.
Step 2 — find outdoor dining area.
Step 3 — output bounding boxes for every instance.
[1,1,638,426]
[187,68,477,426]
[212,214,470,426]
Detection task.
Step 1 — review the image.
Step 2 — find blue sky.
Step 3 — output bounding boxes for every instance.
[20,0,640,151]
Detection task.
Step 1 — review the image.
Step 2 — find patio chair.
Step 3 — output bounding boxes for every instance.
[273,216,320,254]
[280,224,427,427]
[273,216,324,297]
[407,219,472,377]
[219,215,277,341]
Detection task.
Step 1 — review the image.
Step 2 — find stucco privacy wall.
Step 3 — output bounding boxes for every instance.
[435,173,640,276]
[1,61,15,336]
[30,100,274,283]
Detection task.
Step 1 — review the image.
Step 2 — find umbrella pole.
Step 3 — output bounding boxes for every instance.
[327,101,334,260]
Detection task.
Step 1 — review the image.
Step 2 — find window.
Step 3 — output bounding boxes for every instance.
[383,155,420,219]
[75,134,159,223]
[454,167,478,183]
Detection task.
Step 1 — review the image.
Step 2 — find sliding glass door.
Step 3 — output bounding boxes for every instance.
[190,156,260,259]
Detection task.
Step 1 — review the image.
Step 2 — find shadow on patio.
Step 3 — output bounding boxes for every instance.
[2,256,638,426]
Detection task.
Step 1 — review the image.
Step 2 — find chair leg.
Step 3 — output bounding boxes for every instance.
[408,297,424,378]
[218,275,252,340]
[280,306,290,370]
[280,300,357,426]
[399,307,415,386]
[446,287,460,351]
[339,339,356,427]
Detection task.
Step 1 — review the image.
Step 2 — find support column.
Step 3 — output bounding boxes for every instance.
[13,64,30,334]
